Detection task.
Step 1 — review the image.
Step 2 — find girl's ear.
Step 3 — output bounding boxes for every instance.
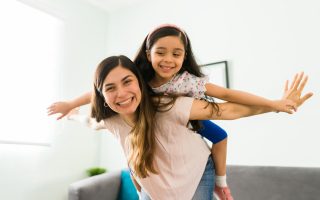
[146,50,151,62]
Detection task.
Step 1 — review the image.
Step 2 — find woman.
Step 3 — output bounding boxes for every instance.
[62,55,310,200]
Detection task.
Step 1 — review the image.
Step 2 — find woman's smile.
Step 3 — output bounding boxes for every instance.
[102,66,141,117]
[116,96,134,107]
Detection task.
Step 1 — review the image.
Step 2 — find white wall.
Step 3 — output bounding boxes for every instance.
[100,0,320,169]
[0,0,109,200]
[2,0,318,199]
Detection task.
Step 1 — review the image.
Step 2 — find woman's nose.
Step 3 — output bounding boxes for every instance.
[116,86,127,97]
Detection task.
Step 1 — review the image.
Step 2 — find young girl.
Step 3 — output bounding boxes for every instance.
[48,24,303,200]
[65,55,309,200]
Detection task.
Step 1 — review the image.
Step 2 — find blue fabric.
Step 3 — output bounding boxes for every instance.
[117,169,139,200]
[198,120,228,144]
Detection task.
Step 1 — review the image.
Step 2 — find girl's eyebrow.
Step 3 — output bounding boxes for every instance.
[155,47,184,52]
[104,75,133,88]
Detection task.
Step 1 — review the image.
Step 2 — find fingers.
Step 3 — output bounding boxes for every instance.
[47,108,55,116]
[57,113,66,120]
[284,80,289,92]
[288,104,297,113]
[47,105,57,115]
[46,106,54,113]
[292,72,304,90]
[288,102,297,112]
[297,75,308,93]
[284,108,294,114]
[300,92,314,105]
[292,104,297,112]
[47,102,61,116]
[289,73,299,89]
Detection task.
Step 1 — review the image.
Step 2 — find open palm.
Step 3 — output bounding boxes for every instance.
[282,72,313,108]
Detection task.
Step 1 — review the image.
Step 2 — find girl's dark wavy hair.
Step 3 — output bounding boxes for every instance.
[133,25,219,131]
[134,26,203,83]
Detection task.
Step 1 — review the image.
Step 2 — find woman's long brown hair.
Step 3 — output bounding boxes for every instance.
[91,55,159,178]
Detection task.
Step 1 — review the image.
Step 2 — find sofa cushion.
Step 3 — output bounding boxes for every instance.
[227,165,320,200]
[117,169,139,200]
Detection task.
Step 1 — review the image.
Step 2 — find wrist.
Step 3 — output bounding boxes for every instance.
[270,100,281,113]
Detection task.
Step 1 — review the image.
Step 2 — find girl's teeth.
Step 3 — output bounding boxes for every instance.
[161,66,171,70]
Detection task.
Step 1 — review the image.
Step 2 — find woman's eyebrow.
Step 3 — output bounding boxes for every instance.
[104,74,134,88]
[122,75,133,81]
[104,74,133,87]
[104,82,114,88]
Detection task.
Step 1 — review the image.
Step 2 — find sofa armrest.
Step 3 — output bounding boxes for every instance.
[68,170,121,200]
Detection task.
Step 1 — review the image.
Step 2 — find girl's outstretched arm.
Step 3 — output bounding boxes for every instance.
[192,73,312,120]
[204,72,307,114]
[47,91,92,120]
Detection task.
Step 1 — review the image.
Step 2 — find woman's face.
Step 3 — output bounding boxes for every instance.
[102,65,141,119]
[147,35,185,85]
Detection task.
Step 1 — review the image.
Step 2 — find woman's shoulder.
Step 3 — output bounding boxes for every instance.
[155,95,193,103]
[155,96,194,125]
[154,96,194,113]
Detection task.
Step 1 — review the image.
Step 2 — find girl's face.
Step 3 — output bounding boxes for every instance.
[147,35,185,85]
[102,66,141,119]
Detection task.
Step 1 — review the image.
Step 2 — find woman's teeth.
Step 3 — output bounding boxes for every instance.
[118,98,132,105]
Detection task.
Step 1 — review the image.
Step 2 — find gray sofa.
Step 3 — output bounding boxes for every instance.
[69,165,320,200]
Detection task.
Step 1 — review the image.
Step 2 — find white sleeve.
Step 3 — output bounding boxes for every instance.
[67,114,106,130]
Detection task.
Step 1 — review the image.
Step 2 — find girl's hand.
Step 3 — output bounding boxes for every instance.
[270,99,297,114]
[47,101,73,120]
[282,72,313,107]
[282,72,313,109]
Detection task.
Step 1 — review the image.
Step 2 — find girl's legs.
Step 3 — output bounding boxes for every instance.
[212,138,227,176]
[199,120,233,200]
[192,156,215,200]
[212,139,233,200]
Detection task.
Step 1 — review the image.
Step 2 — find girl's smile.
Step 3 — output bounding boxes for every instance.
[147,36,185,87]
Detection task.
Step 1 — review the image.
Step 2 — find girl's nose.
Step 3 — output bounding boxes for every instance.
[163,54,173,62]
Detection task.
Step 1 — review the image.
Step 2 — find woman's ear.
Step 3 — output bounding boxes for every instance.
[146,50,151,62]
